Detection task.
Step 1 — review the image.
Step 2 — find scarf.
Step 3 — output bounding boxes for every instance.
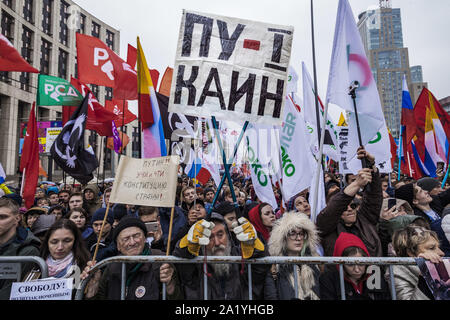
[46,252,74,277]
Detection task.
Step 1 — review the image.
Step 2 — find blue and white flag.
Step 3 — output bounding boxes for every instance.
[0,162,5,184]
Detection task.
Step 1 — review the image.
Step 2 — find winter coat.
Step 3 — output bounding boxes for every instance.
[173,235,269,300]
[410,191,450,256]
[442,214,450,244]
[316,170,383,257]
[0,227,41,300]
[264,212,321,300]
[385,264,433,300]
[91,245,183,300]
[85,229,117,262]
[82,184,102,217]
[319,232,391,300]
[159,206,187,253]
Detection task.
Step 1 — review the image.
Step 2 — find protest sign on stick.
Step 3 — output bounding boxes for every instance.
[109,155,180,207]
[169,10,294,126]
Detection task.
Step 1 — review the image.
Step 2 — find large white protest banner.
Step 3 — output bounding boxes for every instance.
[10,278,73,300]
[168,10,294,126]
[109,155,180,207]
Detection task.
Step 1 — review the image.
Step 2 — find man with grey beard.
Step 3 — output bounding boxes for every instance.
[173,213,269,300]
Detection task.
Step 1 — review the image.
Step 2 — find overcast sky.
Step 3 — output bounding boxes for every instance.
[73,0,450,104]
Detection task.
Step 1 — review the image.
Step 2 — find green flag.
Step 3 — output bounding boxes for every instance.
[37,75,83,106]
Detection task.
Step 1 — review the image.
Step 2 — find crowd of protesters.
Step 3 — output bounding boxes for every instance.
[0,147,449,300]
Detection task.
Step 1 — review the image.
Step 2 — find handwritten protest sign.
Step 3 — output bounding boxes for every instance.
[10,278,73,300]
[169,10,294,126]
[109,155,180,207]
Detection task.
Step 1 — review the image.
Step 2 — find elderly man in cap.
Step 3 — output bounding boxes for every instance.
[173,212,269,300]
[81,216,182,300]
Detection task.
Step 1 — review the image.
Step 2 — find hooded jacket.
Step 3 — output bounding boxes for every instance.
[248,204,271,243]
[0,227,41,299]
[82,184,102,216]
[319,232,391,300]
[264,212,321,300]
[316,170,383,257]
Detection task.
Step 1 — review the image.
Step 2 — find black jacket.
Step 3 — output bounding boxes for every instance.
[319,266,391,300]
[91,246,183,300]
[173,240,269,300]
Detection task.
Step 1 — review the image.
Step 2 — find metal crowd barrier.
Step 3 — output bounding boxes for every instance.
[74,255,418,301]
[0,256,49,281]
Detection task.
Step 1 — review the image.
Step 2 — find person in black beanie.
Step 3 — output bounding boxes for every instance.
[417,177,443,196]
[395,182,450,256]
[85,208,116,261]
[80,216,183,300]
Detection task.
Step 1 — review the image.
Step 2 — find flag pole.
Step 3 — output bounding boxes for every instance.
[121,100,126,156]
[397,125,403,181]
[310,0,325,173]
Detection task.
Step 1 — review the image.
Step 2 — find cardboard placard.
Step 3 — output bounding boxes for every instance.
[10,278,73,300]
[168,10,294,126]
[109,155,180,207]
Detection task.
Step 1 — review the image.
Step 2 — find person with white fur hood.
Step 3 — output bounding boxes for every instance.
[264,211,321,300]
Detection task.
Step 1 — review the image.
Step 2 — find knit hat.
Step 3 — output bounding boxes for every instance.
[113,216,147,242]
[213,201,236,216]
[394,183,415,206]
[91,208,114,225]
[333,232,370,257]
[47,186,59,195]
[112,204,128,221]
[2,193,23,207]
[31,214,56,236]
[325,180,340,196]
[417,177,441,192]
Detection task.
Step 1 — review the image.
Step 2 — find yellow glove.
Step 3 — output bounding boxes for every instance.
[179,219,215,256]
[232,217,265,259]
[0,183,12,195]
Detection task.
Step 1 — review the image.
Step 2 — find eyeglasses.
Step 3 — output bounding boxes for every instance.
[349,203,359,210]
[287,230,305,240]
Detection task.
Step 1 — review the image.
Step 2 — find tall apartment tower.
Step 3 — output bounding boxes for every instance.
[0,0,136,183]
[357,0,422,138]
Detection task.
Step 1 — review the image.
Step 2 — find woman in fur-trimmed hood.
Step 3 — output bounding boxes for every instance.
[264,211,321,300]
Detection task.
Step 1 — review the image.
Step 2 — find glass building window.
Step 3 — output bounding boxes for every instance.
[91,21,100,38]
[58,49,68,79]
[23,0,33,24]
[106,30,114,49]
[77,13,85,34]
[2,0,12,9]
[59,1,68,46]
[1,10,14,42]
[42,0,53,36]
[21,26,33,63]
[40,39,51,75]
[105,87,113,101]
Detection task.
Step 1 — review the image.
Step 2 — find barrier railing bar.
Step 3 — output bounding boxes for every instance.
[0,256,49,279]
[73,256,418,300]
[121,263,126,300]
[389,265,397,301]
[339,264,346,300]
[248,263,252,300]
[293,264,299,299]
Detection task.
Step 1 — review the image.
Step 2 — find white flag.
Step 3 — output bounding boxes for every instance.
[326,0,391,166]
[302,62,339,161]
[309,164,326,224]
[246,124,278,209]
[279,96,316,201]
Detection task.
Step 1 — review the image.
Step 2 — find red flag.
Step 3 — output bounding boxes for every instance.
[76,33,137,100]
[70,77,119,136]
[127,44,137,69]
[0,35,39,73]
[413,88,450,161]
[388,130,397,170]
[126,44,160,89]
[20,103,39,209]
[105,99,137,127]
